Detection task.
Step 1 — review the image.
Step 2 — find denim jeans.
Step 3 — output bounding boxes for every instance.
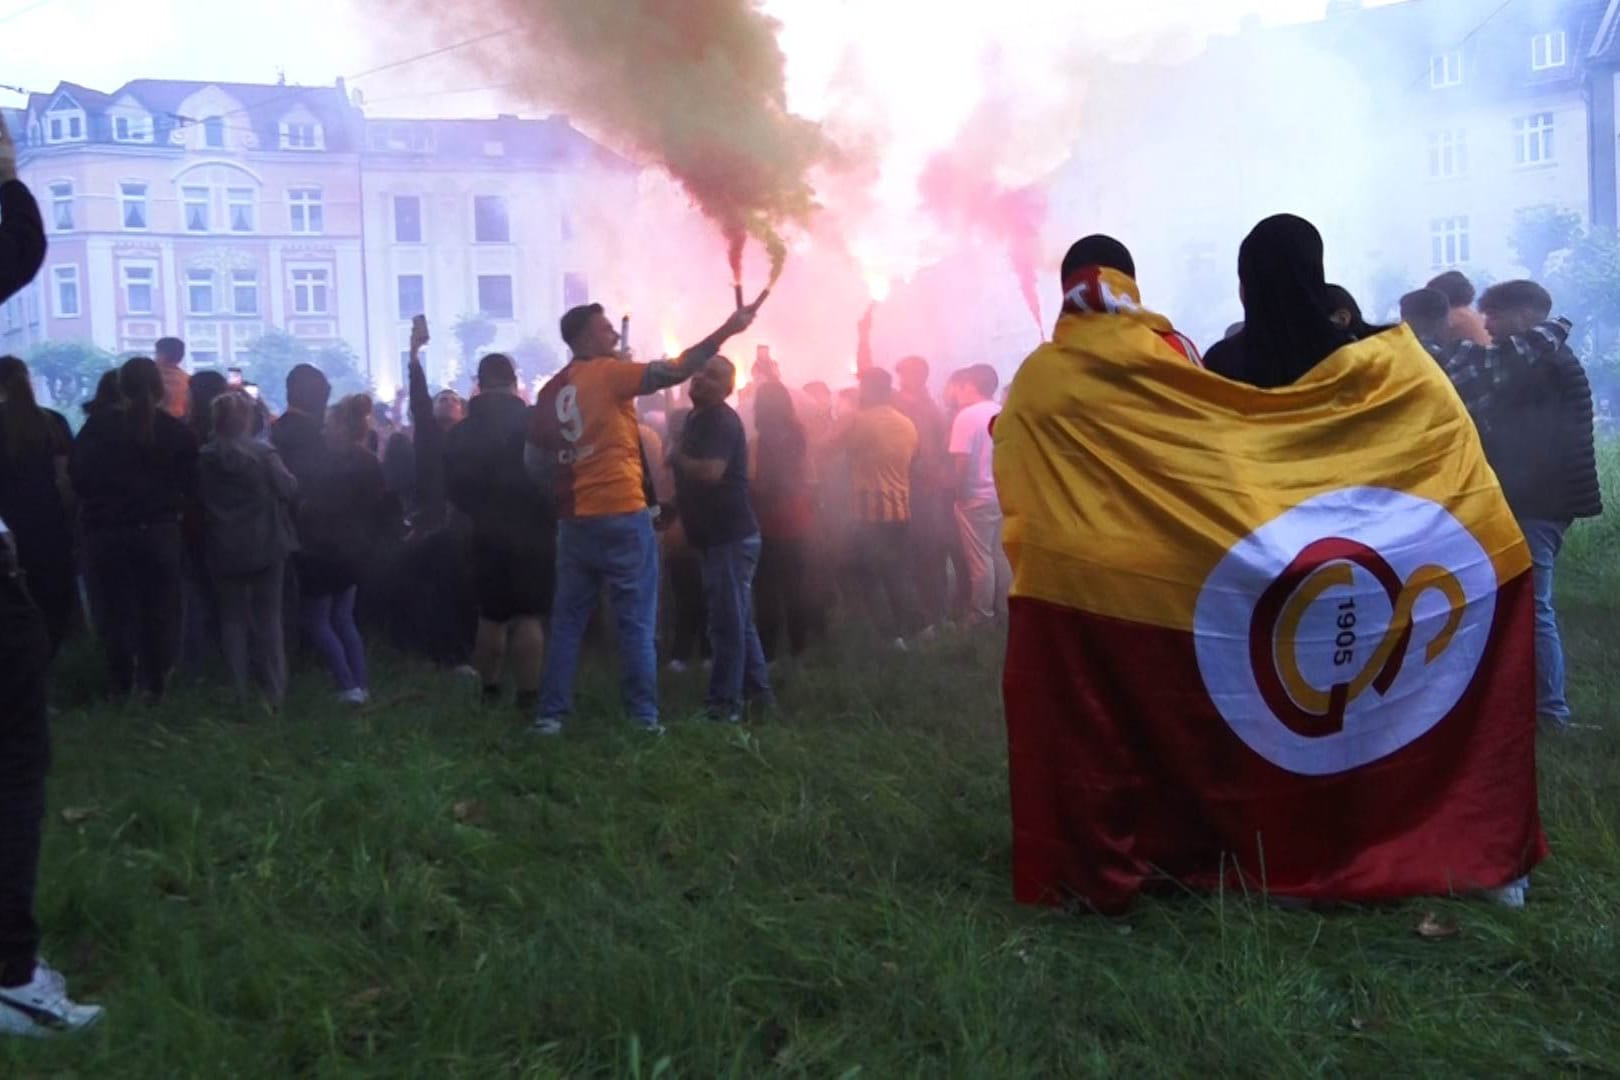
[699,533,772,715]
[1520,518,1569,725]
[539,511,660,726]
[301,585,367,692]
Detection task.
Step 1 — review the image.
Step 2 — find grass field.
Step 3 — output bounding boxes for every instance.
[6,456,1620,1076]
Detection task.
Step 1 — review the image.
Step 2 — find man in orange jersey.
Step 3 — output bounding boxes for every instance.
[525,295,764,734]
[835,367,924,648]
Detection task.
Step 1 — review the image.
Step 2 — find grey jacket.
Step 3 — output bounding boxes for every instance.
[198,435,299,577]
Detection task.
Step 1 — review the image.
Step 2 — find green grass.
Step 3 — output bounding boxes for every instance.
[8,494,1620,1075]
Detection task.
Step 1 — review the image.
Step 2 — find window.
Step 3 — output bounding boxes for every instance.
[191,350,220,368]
[187,270,216,315]
[227,187,255,233]
[477,274,514,319]
[1514,112,1555,165]
[1427,129,1468,179]
[1531,31,1567,71]
[182,186,211,232]
[232,270,259,315]
[113,115,149,142]
[49,183,72,231]
[291,268,330,315]
[280,122,321,150]
[393,195,422,243]
[120,182,148,230]
[289,188,324,234]
[473,195,510,243]
[1430,216,1471,268]
[121,264,155,315]
[396,274,424,319]
[1430,50,1463,88]
[204,117,225,149]
[48,117,61,141]
[51,266,80,318]
[563,272,589,309]
[69,115,82,139]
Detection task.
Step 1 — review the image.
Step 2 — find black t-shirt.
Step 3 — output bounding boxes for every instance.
[675,402,757,549]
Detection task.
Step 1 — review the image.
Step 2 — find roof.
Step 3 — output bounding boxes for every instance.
[21,78,363,151]
[1592,0,1620,61]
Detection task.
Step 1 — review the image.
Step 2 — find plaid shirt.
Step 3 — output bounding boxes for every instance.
[1426,319,1570,436]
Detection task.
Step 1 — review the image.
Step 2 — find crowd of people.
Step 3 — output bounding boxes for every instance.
[0,117,1607,1033]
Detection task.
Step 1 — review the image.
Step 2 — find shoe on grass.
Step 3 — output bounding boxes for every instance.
[530,716,565,737]
[1481,874,1529,909]
[336,688,368,706]
[0,963,103,1038]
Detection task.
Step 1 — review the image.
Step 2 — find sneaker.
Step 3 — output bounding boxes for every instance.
[529,716,565,737]
[337,688,368,706]
[0,963,104,1037]
[892,637,909,653]
[1482,875,1529,909]
[705,710,741,725]
[638,721,667,736]
[667,659,689,674]
[452,664,480,679]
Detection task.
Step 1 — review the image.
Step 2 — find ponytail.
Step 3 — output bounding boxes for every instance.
[117,356,164,445]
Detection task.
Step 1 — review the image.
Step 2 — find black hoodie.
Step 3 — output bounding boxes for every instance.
[70,407,198,531]
[444,391,552,545]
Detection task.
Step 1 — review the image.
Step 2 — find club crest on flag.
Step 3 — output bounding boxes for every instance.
[1194,486,1498,777]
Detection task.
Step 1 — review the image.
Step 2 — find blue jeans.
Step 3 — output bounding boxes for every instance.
[1521,518,1569,725]
[698,534,772,715]
[301,585,366,692]
[539,511,660,726]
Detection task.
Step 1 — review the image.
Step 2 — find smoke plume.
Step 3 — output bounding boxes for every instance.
[917,154,1047,334]
[401,0,832,287]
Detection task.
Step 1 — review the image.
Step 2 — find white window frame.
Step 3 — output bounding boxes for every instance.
[1514,112,1555,166]
[121,262,157,316]
[279,121,324,151]
[48,182,73,232]
[46,108,85,144]
[1430,50,1463,89]
[203,117,225,149]
[226,187,256,233]
[1531,31,1567,71]
[186,269,217,315]
[182,185,212,232]
[1429,216,1472,269]
[290,266,331,315]
[112,115,151,143]
[473,195,511,244]
[1427,129,1468,179]
[120,181,149,231]
[232,270,259,316]
[288,187,324,235]
[51,265,80,318]
[393,194,423,243]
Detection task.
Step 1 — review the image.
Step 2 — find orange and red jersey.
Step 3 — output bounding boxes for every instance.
[529,357,649,519]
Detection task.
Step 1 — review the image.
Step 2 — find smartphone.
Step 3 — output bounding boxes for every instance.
[412,313,429,341]
[243,383,261,401]
[756,344,771,363]
[226,366,244,388]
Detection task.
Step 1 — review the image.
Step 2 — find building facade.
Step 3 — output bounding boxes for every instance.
[1,78,633,399]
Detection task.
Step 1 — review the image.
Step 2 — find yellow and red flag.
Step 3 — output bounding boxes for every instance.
[994,270,1545,911]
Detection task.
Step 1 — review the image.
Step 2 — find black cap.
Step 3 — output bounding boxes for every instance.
[559,303,604,349]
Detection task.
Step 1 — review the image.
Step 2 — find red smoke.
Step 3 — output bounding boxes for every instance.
[918,152,1047,334]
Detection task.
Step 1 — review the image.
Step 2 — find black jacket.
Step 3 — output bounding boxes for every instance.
[444,391,552,544]
[269,410,327,489]
[70,408,198,531]
[198,436,299,577]
[0,180,46,304]
[1480,346,1602,522]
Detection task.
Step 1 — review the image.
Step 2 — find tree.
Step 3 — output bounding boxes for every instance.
[510,335,561,385]
[26,340,119,416]
[239,330,371,412]
[451,313,497,379]
[1510,204,1583,280]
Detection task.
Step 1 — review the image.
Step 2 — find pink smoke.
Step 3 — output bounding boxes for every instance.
[918,151,1046,335]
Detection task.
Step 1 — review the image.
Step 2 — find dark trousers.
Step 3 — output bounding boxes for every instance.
[215,562,288,707]
[698,534,772,713]
[0,567,51,986]
[755,535,811,660]
[850,521,923,640]
[666,549,708,664]
[908,488,953,627]
[85,522,184,700]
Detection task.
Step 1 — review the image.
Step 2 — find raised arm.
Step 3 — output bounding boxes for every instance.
[1441,318,1570,413]
[638,291,767,395]
[0,117,47,306]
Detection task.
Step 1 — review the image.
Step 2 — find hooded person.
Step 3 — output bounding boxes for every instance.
[1201,215,1353,389]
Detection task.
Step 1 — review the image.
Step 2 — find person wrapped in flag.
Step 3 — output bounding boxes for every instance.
[995,217,1568,913]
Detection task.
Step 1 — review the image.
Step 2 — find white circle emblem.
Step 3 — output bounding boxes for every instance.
[1193,487,1497,776]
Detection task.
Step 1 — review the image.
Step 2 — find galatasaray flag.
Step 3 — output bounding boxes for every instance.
[994,271,1545,912]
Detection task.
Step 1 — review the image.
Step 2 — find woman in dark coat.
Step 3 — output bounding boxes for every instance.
[0,356,75,653]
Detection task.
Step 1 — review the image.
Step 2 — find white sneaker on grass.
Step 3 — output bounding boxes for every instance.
[530,716,565,736]
[336,688,368,706]
[0,963,103,1037]
[1482,875,1529,909]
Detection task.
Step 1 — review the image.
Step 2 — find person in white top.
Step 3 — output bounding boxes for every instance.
[946,364,1012,624]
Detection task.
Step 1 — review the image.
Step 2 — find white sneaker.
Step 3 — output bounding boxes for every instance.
[892,637,909,653]
[1483,875,1529,909]
[667,659,689,674]
[0,963,104,1037]
[452,664,480,679]
[530,717,564,736]
[336,688,368,706]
